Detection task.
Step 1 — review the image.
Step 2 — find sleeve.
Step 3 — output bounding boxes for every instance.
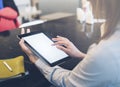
[35,46,114,87]
[3,0,19,15]
[49,54,104,87]
[0,7,18,19]
[35,59,71,87]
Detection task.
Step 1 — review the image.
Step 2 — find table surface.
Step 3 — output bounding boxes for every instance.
[0,16,101,87]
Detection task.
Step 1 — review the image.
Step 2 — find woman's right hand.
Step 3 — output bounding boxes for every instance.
[52,36,86,59]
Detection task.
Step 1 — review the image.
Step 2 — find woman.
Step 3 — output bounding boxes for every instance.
[19,0,120,87]
[0,0,19,32]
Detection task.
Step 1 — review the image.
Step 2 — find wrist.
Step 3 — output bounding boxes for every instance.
[80,52,86,58]
[28,54,38,63]
[77,51,86,59]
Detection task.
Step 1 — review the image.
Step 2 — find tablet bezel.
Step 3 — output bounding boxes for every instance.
[17,32,69,66]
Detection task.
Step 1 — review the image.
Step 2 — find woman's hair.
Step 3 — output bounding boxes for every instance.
[89,0,120,39]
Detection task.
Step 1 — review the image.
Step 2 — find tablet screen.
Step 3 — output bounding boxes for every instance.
[19,32,69,66]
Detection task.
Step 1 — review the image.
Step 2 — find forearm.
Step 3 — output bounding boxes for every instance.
[34,59,71,86]
[79,51,86,59]
[35,59,58,81]
[72,49,86,59]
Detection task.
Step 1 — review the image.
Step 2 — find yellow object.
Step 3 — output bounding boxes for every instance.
[0,56,25,79]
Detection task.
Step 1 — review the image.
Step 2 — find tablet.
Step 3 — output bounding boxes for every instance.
[18,32,69,66]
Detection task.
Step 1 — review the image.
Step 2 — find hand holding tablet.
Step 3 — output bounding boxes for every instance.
[18,32,69,66]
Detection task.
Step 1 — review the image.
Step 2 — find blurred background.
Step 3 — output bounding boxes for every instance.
[14,0,81,23]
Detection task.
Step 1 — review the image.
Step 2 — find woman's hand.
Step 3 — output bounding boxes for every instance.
[52,36,86,59]
[19,28,38,63]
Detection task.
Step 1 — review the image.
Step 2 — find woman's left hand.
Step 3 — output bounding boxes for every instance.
[19,28,38,63]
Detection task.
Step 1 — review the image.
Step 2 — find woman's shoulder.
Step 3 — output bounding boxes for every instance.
[86,37,120,62]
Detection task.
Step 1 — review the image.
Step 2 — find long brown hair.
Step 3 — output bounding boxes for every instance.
[89,0,120,39]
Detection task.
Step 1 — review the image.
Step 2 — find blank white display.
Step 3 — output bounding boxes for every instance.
[23,33,68,64]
